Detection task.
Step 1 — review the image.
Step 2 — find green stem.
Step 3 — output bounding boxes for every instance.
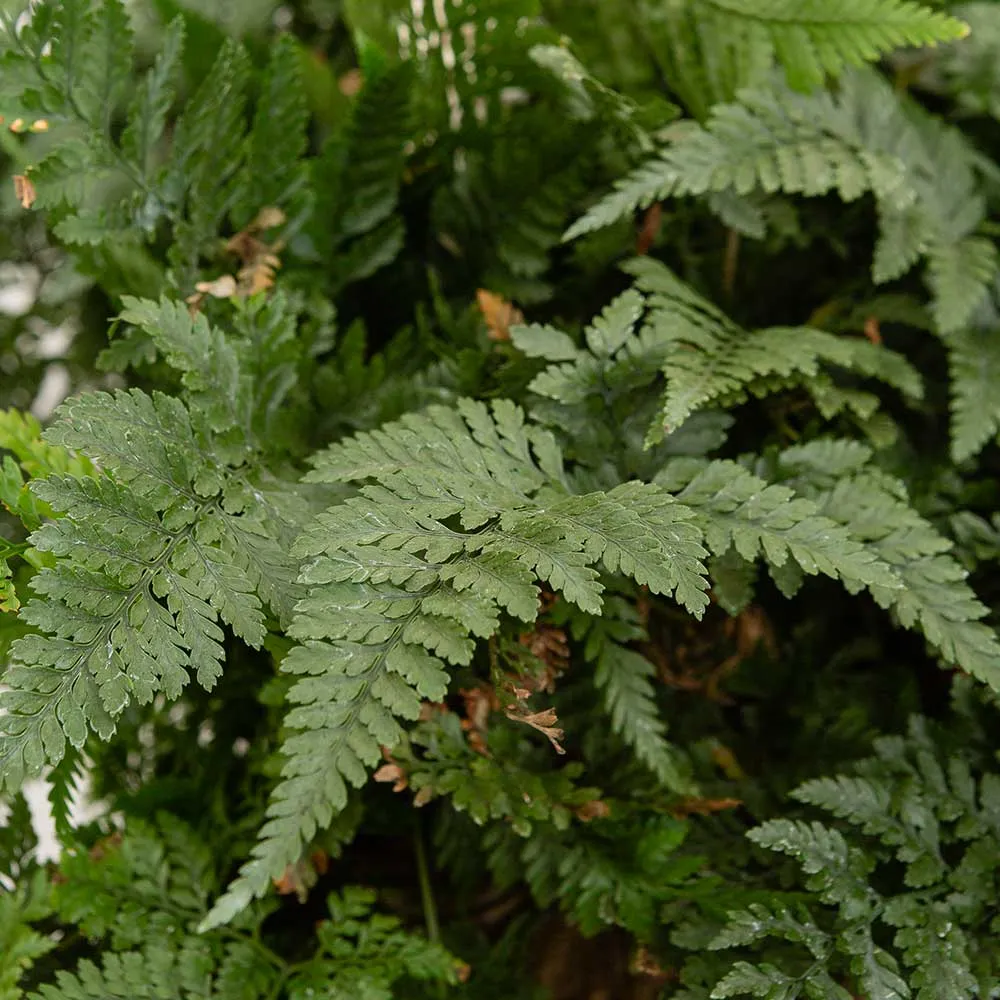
[414,817,441,944]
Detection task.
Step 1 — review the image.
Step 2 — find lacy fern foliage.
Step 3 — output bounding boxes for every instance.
[2,0,1000,996]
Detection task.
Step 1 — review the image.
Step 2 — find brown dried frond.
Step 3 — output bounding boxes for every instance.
[459,685,497,756]
[517,624,570,692]
[373,762,408,792]
[504,705,566,755]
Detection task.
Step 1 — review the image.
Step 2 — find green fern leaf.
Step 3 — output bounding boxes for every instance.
[748,820,874,909]
[232,34,310,227]
[926,235,998,335]
[944,303,1000,463]
[710,902,830,957]
[627,258,919,443]
[204,399,711,925]
[887,900,978,1000]
[0,390,268,793]
[775,446,1000,687]
[311,58,413,289]
[116,297,248,440]
[565,81,911,241]
[711,960,850,1000]
[29,941,217,1000]
[0,870,54,1000]
[121,16,184,184]
[668,460,901,595]
[596,630,689,791]
[165,39,252,282]
[695,0,968,92]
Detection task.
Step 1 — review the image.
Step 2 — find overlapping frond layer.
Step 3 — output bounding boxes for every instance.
[710,719,998,1000]
[626,258,922,443]
[203,399,711,926]
[775,442,1000,688]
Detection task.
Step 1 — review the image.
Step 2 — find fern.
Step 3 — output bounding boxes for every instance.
[309,54,414,291]
[203,398,711,925]
[625,257,922,444]
[772,440,1000,687]
[0,870,53,1000]
[487,812,697,939]
[690,0,968,93]
[568,67,999,346]
[709,716,1000,1000]
[4,0,1000,992]
[554,595,693,793]
[938,284,1000,462]
[564,75,913,241]
[0,294,308,793]
[391,709,600,835]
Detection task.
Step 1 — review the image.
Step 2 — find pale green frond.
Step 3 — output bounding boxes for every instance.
[565,81,912,241]
[696,0,968,92]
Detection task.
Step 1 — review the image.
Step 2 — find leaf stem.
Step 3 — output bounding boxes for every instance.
[414,815,441,944]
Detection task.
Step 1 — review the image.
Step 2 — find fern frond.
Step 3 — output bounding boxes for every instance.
[666,459,901,598]
[0,870,54,1000]
[394,709,598,835]
[116,298,248,442]
[0,389,271,793]
[694,0,968,92]
[231,34,310,228]
[165,39,252,282]
[29,941,219,1000]
[594,640,688,788]
[748,819,874,907]
[203,398,711,926]
[572,600,693,792]
[565,80,912,241]
[311,58,413,290]
[489,814,695,939]
[943,297,1000,462]
[120,16,184,184]
[775,444,1000,687]
[53,816,212,948]
[627,258,921,444]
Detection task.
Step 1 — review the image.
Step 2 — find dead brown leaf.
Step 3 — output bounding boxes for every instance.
[636,203,663,256]
[505,705,566,755]
[13,174,35,209]
[477,289,524,342]
[518,625,569,689]
[574,799,611,822]
[373,762,408,792]
[670,796,743,819]
[339,68,364,96]
[863,315,882,345]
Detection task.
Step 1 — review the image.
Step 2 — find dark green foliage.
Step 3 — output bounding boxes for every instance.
[1,1,1000,998]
